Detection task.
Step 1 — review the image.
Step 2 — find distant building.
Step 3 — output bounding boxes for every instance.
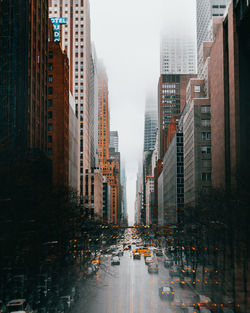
[69,93,79,191]
[143,96,158,152]
[103,177,111,223]
[110,131,119,152]
[145,176,154,225]
[162,131,184,225]
[160,31,197,75]
[85,168,103,220]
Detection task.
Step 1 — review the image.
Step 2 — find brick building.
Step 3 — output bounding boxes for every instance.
[210,0,250,192]
[47,42,69,187]
[158,74,195,159]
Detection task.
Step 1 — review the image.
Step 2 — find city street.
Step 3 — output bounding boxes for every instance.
[76,248,194,313]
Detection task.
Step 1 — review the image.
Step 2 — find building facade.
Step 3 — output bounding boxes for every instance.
[49,0,92,205]
[143,96,158,152]
[160,31,197,75]
[158,74,195,159]
[47,41,69,187]
[109,131,119,153]
[0,0,49,155]
[183,79,211,207]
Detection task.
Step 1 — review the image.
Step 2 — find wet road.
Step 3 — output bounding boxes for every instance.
[76,248,195,313]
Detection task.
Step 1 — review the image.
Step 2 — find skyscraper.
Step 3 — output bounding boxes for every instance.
[109,131,119,153]
[143,96,157,152]
[196,0,231,71]
[49,0,92,203]
[160,31,197,75]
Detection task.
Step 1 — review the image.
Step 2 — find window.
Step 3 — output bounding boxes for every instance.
[48,111,53,119]
[48,75,53,83]
[48,87,53,95]
[201,106,210,113]
[220,5,226,8]
[49,51,53,58]
[201,119,211,127]
[212,5,219,8]
[201,132,211,140]
[48,135,52,143]
[48,148,53,155]
[201,146,211,154]
[48,123,53,131]
[202,160,211,168]
[48,63,53,70]
[194,85,200,93]
[48,99,53,107]
[202,173,211,182]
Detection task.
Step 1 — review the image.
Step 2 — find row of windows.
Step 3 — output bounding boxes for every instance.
[201,132,211,140]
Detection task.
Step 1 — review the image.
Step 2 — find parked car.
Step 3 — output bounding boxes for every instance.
[170,266,180,277]
[111,256,120,265]
[148,263,159,274]
[159,286,175,301]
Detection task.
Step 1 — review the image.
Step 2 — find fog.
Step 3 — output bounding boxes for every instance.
[90,0,196,224]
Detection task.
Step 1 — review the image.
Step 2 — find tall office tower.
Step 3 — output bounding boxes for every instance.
[98,61,110,168]
[49,0,92,203]
[109,131,119,152]
[196,0,231,72]
[90,45,99,168]
[143,96,157,152]
[160,31,197,75]
[0,1,49,155]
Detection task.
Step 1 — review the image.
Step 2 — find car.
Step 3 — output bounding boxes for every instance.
[193,295,214,310]
[148,263,159,273]
[145,257,154,265]
[159,286,175,301]
[164,259,173,268]
[170,266,180,277]
[111,256,120,265]
[179,276,196,287]
[144,251,151,258]
[133,252,141,260]
[180,265,195,276]
[171,298,186,308]
[155,249,164,256]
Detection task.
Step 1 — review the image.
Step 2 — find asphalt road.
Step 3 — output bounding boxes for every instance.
[75,247,195,313]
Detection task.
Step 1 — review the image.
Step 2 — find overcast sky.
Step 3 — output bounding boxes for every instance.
[90,0,196,225]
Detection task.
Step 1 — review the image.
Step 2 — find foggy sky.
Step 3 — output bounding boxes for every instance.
[90,0,196,224]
